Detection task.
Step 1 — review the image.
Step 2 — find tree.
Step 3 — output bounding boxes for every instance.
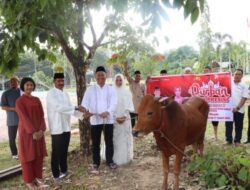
[225,41,247,71]
[0,0,204,155]
[16,52,54,88]
[32,71,52,90]
[167,45,198,61]
[90,49,109,71]
[53,52,77,87]
[166,45,198,73]
[131,55,162,77]
[197,0,215,72]
[213,32,233,63]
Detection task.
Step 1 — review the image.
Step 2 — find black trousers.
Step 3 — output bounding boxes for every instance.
[8,125,18,156]
[91,124,114,166]
[247,106,250,142]
[225,112,244,143]
[211,121,219,126]
[51,132,71,178]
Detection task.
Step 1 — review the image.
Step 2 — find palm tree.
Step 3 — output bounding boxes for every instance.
[230,41,247,70]
[213,32,233,66]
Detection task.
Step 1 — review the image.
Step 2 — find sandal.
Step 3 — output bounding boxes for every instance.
[108,163,118,169]
[90,164,99,169]
[89,164,100,174]
[35,178,49,189]
[26,183,37,190]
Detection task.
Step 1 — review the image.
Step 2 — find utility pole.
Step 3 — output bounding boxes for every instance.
[246,17,249,74]
[246,48,249,74]
[1,75,5,91]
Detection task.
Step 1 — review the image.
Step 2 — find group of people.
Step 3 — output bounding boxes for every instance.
[182,66,250,145]
[1,73,86,188]
[81,64,145,170]
[185,66,250,145]
[1,63,250,189]
[0,64,146,188]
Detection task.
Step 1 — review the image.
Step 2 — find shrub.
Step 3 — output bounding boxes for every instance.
[187,145,250,190]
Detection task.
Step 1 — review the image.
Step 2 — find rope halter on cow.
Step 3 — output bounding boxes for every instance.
[153,96,186,157]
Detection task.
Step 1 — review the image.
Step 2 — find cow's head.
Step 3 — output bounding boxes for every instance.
[133,95,173,136]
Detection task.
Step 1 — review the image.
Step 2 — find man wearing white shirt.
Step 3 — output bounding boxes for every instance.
[81,66,118,170]
[47,72,84,181]
[225,69,248,146]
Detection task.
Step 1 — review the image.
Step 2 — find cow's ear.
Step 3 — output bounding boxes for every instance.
[159,97,169,108]
[154,96,161,101]
[169,95,175,100]
[166,96,175,103]
[160,96,174,107]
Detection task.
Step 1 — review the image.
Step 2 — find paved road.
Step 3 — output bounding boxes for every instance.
[0,91,78,142]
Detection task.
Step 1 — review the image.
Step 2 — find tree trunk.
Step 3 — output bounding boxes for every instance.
[73,63,91,156]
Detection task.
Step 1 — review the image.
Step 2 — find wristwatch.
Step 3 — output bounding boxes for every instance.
[236,106,240,111]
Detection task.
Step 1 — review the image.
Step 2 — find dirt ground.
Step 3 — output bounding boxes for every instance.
[53,134,206,190]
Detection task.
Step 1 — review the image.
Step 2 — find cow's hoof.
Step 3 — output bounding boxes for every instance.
[161,185,168,190]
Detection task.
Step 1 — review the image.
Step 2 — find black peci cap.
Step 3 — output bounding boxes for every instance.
[53,73,64,80]
[160,69,167,74]
[95,66,106,73]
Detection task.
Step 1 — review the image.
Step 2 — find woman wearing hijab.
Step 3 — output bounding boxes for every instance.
[112,74,134,165]
[15,77,48,189]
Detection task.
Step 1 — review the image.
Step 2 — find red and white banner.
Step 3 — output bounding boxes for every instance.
[146,72,233,121]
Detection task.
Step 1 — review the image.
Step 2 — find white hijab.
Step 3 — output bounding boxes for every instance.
[114,74,134,117]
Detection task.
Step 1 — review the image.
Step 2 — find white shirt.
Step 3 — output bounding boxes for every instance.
[47,88,82,135]
[81,84,118,125]
[232,81,248,113]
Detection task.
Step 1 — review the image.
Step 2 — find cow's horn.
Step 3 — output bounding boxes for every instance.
[154,96,161,101]
[159,97,168,102]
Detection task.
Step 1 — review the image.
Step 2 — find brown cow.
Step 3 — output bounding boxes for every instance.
[133,95,209,190]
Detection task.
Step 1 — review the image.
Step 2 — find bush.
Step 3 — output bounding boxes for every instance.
[187,145,250,190]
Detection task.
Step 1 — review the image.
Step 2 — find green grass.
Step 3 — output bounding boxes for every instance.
[204,100,250,144]
[0,129,81,189]
[1,103,250,189]
[0,141,20,170]
[205,119,249,144]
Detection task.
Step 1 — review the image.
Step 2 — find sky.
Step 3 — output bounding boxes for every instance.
[155,0,250,52]
[87,0,250,54]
